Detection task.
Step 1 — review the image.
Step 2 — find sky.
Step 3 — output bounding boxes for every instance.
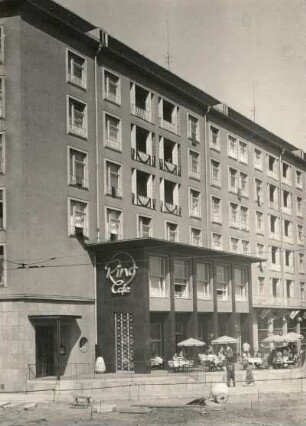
[57,0,306,150]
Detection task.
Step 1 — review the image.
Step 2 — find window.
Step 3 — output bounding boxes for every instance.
[160,179,180,215]
[228,135,237,159]
[149,256,168,297]
[298,253,305,273]
[297,224,304,245]
[130,83,153,122]
[240,172,248,197]
[269,214,279,238]
[69,199,88,237]
[0,133,5,173]
[234,267,247,301]
[286,280,294,299]
[296,170,303,189]
[239,141,248,163]
[67,96,87,138]
[284,250,294,271]
[197,263,210,299]
[0,27,4,64]
[268,183,278,209]
[282,190,292,213]
[267,154,278,178]
[104,69,121,104]
[270,246,280,270]
[282,162,292,185]
[174,259,190,298]
[216,265,230,300]
[166,222,178,242]
[240,206,249,231]
[159,136,180,175]
[104,113,121,151]
[150,323,162,357]
[188,114,200,143]
[284,220,293,241]
[158,97,179,134]
[189,150,200,180]
[255,179,263,205]
[272,278,281,299]
[300,282,305,300]
[256,211,264,234]
[254,149,263,170]
[132,169,155,209]
[138,216,152,238]
[258,277,265,296]
[229,203,239,228]
[210,126,220,150]
[257,243,264,258]
[69,148,87,188]
[230,237,239,253]
[67,50,87,89]
[211,196,222,223]
[106,208,122,241]
[211,160,221,186]
[191,227,202,246]
[229,168,238,193]
[297,197,303,217]
[105,161,122,197]
[190,189,201,217]
[212,233,222,250]
[241,240,249,255]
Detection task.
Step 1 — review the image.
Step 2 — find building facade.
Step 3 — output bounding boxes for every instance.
[0,0,305,389]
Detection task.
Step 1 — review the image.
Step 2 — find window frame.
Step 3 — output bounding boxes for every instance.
[209,125,220,151]
[254,148,263,171]
[104,158,122,197]
[239,140,248,164]
[188,149,200,180]
[68,197,89,237]
[67,146,88,189]
[105,206,123,241]
[165,221,179,242]
[187,113,200,143]
[227,134,238,159]
[149,255,169,298]
[66,48,87,90]
[211,195,222,224]
[211,232,223,251]
[0,77,5,119]
[66,95,88,139]
[189,187,201,218]
[103,67,121,105]
[0,244,6,287]
[104,111,122,151]
[211,159,221,187]
[196,262,211,300]
[137,214,152,238]
[0,27,4,64]
[190,226,202,246]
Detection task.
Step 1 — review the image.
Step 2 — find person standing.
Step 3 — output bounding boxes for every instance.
[226,358,235,387]
[244,361,255,386]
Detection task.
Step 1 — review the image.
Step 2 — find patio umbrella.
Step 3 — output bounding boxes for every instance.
[211,335,238,345]
[177,337,205,347]
[283,332,304,343]
[262,334,284,343]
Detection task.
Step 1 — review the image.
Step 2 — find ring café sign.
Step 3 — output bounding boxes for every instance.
[105,253,138,295]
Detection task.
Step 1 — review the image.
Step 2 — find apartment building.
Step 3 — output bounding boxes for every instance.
[0,0,305,388]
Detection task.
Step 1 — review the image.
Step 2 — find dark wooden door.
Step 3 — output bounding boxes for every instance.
[36,326,55,377]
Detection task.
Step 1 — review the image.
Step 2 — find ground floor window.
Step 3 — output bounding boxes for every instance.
[150,322,163,357]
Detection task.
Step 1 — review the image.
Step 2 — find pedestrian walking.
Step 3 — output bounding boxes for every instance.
[244,361,255,386]
[226,359,235,387]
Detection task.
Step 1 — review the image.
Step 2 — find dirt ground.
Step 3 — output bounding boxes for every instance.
[1,393,306,426]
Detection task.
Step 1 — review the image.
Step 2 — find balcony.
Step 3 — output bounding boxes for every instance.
[132,193,156,209]
[159,118,179,135]
[130,103,152,122]
[159,159,181,176]
[160,201,181,216]
[131,148,155,167]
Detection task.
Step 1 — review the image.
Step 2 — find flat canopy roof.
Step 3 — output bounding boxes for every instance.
[29,314,81,320]
[86,238,263,264]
